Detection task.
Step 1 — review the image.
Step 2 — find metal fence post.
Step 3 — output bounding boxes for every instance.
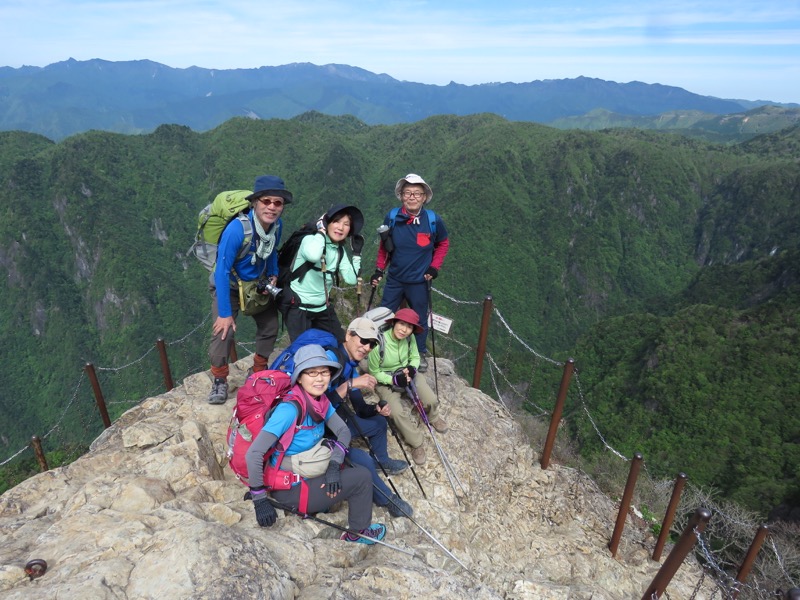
[540,358,575,469]
[31,436,49,472]
[642,508,712,599]
[653,473,688,561]
[609,452,643,557]
[472,295,493,389]
[730,525,769,599]
[84,362,112,428]
[156,338,175,391]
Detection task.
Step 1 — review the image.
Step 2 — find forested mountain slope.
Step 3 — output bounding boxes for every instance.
[0,115,797,515]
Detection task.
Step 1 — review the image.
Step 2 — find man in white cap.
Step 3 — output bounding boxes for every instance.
[370,173,449,372]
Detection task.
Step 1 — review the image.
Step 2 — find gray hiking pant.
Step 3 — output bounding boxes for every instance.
[208,285,279,368]
[374,373,439,449]
[271,463,374,531]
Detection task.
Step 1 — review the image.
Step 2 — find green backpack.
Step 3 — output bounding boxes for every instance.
[189,190,254,271]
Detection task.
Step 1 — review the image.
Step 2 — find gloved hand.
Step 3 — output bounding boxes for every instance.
[405,365,417,380]
[370,269,384,287]
[424,266,439,279]
[392,370,409,388]
[325,462,342,497]
[251,489,277,527]
[351,234,365,255]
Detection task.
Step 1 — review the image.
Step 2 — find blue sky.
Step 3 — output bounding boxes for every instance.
[1,0,798,103]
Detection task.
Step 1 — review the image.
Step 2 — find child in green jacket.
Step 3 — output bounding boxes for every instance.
[368,308,448,465]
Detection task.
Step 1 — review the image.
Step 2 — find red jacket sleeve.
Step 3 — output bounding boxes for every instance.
[431,237,449,270]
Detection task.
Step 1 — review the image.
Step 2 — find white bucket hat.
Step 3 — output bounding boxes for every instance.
[395,173,433,204]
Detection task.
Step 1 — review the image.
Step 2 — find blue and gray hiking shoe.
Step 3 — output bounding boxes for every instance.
[379,458,409,476]
[207,377,229,405]
[385,494,413,518]
[341,523,386,545]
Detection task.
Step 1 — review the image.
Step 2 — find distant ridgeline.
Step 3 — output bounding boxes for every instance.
[0,58,798,141]
[0,112,798,516]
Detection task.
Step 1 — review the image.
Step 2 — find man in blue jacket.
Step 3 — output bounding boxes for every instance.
[207,175,292,404]
[370,173,450,372]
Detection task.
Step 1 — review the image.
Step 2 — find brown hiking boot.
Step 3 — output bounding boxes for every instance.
[411,446,426,465]
[431,418,448,433]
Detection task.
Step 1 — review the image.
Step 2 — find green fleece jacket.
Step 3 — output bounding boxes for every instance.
[368,330,418,385]
[289,232,361,312]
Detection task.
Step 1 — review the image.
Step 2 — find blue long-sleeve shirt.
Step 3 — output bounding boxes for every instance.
[213,212,282,318]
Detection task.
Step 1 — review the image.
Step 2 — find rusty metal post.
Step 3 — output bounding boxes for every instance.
[540,358,575,470]
[472,295,493,389]
[653,473,688,561]
[156,338,175,391]
[609,452,643,557]
[84,362,112,428]
[730,524,769,599]
[31,436,49,472]
[642,508,712,599]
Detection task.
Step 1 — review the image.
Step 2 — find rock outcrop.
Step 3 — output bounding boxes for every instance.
[0,357,715,599]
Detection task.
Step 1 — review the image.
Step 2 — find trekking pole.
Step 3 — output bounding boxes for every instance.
[369,483,476,577]
[426,280,441,402]
[265,497,416,556]
[321,254,330,306]
[407,380,466,500]
[335,400,402,498]
[382,400,427,499]
[366,282,377,312]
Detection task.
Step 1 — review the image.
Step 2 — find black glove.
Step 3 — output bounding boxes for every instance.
[370,269,384,287]
[351,234,365,255]
[425,266,439,279]
[406,365,417,380]
[325,462,342,496]
[392,370,409,388]
[251,490,277,527]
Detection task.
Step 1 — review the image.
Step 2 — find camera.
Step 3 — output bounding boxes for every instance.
[256,280,282,297]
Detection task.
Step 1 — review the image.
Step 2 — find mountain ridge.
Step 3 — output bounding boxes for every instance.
[3,58,792,141]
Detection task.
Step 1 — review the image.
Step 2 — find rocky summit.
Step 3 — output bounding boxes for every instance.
[0,357,714,599]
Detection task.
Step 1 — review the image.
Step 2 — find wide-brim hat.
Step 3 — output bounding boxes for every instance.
[394,173,433,204]
[246,174,294,203]
[291,344,343,386]
[323,204,364,236]
[387,307,424,334]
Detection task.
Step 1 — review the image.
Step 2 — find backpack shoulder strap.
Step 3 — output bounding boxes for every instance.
[235,213,254,261]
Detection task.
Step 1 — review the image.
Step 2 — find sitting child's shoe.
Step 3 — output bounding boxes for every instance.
[379,458,409,475]
[431,418,448,433]
[385,494,413,518]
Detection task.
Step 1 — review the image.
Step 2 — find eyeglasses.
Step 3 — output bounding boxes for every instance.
[256,197,284,208]
[302,369,331,379]
[401,191,425,200]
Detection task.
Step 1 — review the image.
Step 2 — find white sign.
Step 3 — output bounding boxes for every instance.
[428,312,453,334]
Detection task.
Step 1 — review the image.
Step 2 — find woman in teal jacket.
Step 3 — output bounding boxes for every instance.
[284,205,364,342]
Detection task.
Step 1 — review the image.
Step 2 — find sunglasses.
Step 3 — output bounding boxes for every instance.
[352,334,378,349]
[256,197,284,208]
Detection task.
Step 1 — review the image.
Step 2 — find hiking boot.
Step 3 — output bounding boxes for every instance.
[385,494,413,518]
[207,377,229,405]
[418,352,429,373]
[340,523,387,545]
[411,446,426,465]
[379,458,409,476]
[431,418,448,434]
